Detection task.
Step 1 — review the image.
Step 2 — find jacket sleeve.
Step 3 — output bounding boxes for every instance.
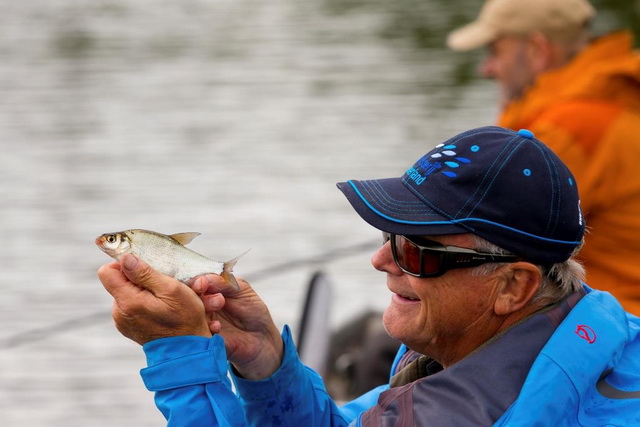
[141,334,247,427]
[230,326,353,426]
[140,326,357,427]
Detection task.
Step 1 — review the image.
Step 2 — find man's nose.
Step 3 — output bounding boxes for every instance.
[479,55,496,79]
[371,241,402,275]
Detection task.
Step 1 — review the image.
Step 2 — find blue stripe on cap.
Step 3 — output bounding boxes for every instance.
[347,180,582,246]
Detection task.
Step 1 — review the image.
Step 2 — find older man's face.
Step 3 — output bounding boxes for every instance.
[479,36,538,109]
[372,234,503,366]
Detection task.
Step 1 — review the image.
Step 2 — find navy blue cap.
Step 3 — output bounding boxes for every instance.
[337,126,584,263]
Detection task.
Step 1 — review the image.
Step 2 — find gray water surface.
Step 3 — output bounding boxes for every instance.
[1,0,503,425]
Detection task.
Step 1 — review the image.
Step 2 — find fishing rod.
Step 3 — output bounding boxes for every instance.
[0,238,378,350]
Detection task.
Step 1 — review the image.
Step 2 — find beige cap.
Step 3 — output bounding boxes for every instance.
[447,0,596,51]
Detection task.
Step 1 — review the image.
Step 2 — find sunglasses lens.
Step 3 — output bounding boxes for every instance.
[393,234,443,277]
[394,235,422,275]
[421,250,441,275]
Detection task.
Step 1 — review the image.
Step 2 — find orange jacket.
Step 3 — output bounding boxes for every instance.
[499,31,640,315]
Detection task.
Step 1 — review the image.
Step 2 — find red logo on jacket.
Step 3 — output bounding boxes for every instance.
[575,325,596,344]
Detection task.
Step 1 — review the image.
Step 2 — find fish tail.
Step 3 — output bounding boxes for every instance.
[221,250,250,291]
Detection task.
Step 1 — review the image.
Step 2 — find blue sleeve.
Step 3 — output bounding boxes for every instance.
[141,334,246,427]
[231,326,353,426]
[139,326,364,427]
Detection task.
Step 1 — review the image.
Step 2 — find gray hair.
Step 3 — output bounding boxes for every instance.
[470,235,585,305]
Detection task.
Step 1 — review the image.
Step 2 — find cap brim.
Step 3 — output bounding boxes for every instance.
[447,21,498,51]
[337,179,469,236]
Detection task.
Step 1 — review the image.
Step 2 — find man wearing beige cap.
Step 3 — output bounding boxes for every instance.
[448,0,640,316]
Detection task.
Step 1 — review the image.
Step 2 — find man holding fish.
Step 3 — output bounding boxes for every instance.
[98,127,640,426]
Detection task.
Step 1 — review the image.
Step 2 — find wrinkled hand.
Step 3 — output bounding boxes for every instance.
[189,274,283,380]
[98,254,211,345]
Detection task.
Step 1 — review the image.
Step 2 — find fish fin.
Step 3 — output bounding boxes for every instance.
[170,232,201,246]
[221,250,250,291]
[221,271,240,291]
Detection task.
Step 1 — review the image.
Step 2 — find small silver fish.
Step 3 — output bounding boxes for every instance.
[95,229,245,290]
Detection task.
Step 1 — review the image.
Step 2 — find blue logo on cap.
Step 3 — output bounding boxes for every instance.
[406,143,476,184]
[428,144,472,179]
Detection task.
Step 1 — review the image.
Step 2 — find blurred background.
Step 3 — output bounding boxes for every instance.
[0,0,636,425]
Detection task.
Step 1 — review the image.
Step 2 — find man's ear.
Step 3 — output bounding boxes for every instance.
[526,32,555,74]
[494,262,542,316]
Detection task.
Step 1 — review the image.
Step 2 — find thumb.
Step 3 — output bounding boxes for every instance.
[120,254,175,295]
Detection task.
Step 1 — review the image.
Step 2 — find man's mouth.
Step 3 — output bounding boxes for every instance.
[393,291,419,302]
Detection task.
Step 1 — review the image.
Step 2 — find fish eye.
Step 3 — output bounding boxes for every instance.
[107,235,117,243]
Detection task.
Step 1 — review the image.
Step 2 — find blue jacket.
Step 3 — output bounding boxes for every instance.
[140,288,640,426]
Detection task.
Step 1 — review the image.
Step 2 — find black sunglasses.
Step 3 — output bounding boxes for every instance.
[382,232,520,278]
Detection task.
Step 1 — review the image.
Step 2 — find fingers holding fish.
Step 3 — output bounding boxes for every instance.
[189,273,246,296]
[208,319,222,335]
[201,292,225,311]
[185,277,285,379]
[110,286,211,345]
[200,293,227,336]
[98,260,137,301]
[97,255,213,345]
[119,254,178,297]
